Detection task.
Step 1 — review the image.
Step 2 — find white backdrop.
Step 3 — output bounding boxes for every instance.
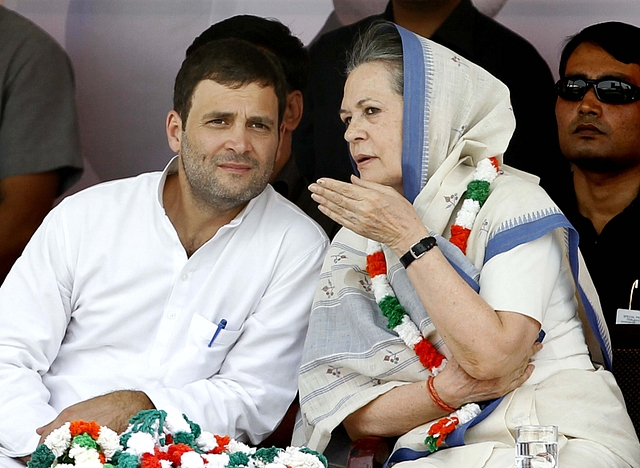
[4,0,640,195]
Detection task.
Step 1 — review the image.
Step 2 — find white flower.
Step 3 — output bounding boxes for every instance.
[125,431,155,455]
[456,199,480,229]
[366,240,382,255]
[164,407,192,434]
[97,426,122,459]
[395,316,422,348]
[454,403,481,425]
[475,158,499,183]
[56,464,75,468]
[44,422,71,458]
[202,453,230,468]
[160,460,174,468]
[274,447,325,468]
[181,451,205,468]
[248,458,265,468]
[69,445,101,464]
[196,431,217,452]
[227,439,255,455]
[371,275,394,302]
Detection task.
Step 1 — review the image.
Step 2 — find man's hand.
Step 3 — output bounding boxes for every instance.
[36,390,155,444]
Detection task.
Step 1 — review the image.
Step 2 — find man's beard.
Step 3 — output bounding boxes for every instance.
[180,132,273,211]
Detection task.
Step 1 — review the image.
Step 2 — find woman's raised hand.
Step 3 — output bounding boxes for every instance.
[309,175,429,254]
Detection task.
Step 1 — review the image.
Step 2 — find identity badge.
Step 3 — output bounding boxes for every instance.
[616,280,640,325]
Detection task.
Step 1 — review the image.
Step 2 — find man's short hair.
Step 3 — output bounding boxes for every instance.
[186,15,309,93]
[559,21,640,78]
[173,38,288,129]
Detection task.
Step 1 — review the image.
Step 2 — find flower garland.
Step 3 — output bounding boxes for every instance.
[364,157,501,452]
[29,408,328,468]
[28,421,121,468]
[449,157,500,254]
[365,241,447,374]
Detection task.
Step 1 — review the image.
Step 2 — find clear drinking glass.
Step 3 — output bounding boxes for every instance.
[515,425,558,468]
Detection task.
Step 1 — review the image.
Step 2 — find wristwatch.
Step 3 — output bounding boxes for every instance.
[399,236,437,268]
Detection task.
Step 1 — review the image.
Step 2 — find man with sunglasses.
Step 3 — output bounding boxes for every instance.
[553,21,640,434]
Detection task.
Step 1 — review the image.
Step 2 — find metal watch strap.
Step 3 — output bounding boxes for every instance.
[399,236,437,268]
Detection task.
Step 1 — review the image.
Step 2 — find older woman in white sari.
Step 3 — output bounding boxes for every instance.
[294,22,639,467]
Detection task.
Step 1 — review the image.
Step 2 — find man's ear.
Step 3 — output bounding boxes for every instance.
[276,121,287,158]
[166,110,183,153]
[283,90,303,132]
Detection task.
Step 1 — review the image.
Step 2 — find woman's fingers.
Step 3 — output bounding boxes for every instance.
[309,177,428,251]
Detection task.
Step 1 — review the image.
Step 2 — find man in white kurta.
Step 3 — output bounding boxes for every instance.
[0,38,328,465]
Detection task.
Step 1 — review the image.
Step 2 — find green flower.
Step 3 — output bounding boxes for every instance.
[27,444,55,468]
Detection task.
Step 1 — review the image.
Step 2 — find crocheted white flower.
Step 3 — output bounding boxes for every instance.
[453,403,482,425]
[44,422,71,458]
[181,450,205,468]
[68,445,101,467]
[196,431,217,452]
[164,407,192,434]
[227,439,256,454]
[202,452,230,468]
[96,426,121,458]
[125,431,155,455]
[395,315,423,348]
[475,158,500,183]
[274,447,326,468]
[457,199,481,228]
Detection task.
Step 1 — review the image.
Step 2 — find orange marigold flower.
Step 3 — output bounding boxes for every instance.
[168,443,194,466]
[69,420,101,439]
[366,251,387,277]
[141,452,162,468]
[212,435,231,454]
[414,339,445,369]
[155,447,170,461]
[428,417,459,436]
[450,225,471,254]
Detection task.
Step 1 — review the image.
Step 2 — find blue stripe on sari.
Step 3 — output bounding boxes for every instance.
[398,26,426,204]
[567,229,613,370]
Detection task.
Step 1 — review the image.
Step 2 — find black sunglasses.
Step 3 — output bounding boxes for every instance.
[556,76,640,104]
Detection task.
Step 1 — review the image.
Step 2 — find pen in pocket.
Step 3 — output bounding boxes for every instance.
[208,319,227,347]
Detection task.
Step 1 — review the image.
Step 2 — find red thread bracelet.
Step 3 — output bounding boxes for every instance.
[427,375,456,413]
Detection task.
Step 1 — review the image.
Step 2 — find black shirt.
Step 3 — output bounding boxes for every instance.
[554,178,640,349]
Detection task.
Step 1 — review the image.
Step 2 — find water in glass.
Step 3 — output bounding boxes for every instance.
[515,439,558,468]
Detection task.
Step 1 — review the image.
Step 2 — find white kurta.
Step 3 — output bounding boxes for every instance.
[0,158,329,460]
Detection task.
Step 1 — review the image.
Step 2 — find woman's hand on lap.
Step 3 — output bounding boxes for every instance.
[434,343,541,409]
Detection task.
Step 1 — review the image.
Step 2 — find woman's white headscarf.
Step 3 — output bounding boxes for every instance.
[294,23,611,454]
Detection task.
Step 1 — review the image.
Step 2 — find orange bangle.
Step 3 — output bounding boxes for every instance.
[427,375,456,413]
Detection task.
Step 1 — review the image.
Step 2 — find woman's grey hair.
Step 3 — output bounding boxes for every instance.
[346,21,404,96]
